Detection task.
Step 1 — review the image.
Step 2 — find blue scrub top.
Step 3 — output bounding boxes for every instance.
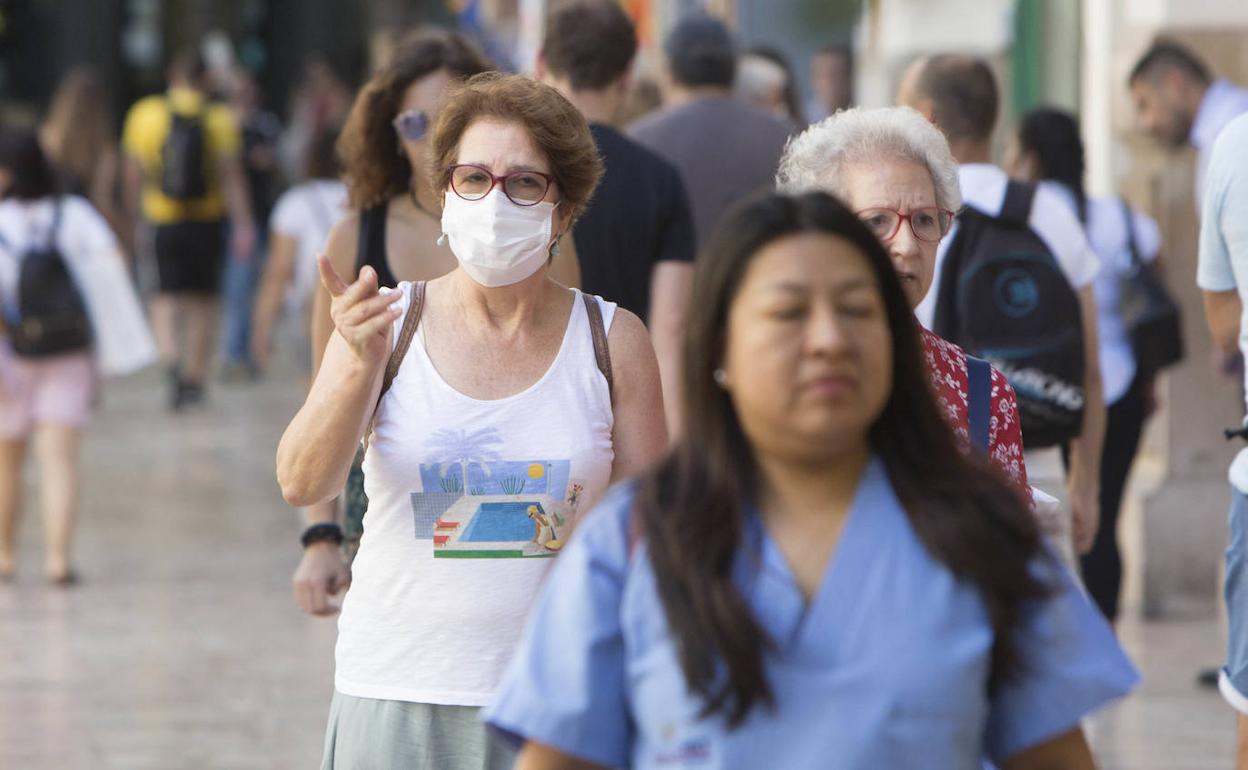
[485,457,1138,769]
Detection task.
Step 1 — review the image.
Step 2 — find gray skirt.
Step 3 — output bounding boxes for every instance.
[321,691,518,770]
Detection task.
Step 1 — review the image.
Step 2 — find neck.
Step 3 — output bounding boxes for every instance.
[949,139,992,166]
[562,87,622,125]
[667,84,731,107]
[1189,81,1212,133]
[448,268,552,331]
[407,172,440,216]
[1194,80,1212,106]
[755,441,871,525]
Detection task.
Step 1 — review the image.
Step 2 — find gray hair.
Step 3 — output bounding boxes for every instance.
[775,106,962,213]
[736,54,786,104]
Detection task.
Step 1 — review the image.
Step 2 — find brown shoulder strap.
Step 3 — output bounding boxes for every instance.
[582,292,614,403]
[364,281,426,450]
[382,281,425,398]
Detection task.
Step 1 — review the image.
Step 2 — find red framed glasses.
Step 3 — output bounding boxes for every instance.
[447,164,555,206]
[856,206,955,243]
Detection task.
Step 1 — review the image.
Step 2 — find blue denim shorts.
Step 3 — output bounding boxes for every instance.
[1222,486,1248,713]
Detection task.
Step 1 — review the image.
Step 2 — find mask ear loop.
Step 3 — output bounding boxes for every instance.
[548,200,566,258]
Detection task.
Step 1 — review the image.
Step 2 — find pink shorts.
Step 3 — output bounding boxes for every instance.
[0,344,94,440]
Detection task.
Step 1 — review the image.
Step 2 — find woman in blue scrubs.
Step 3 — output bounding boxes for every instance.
[484,192,1137,769]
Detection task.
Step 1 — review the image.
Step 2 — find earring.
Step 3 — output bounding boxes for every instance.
[550,239,561,257]
[436,233,447,246]
[713,368,729,387]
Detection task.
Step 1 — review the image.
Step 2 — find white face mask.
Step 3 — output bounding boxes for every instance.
[440,189,558,288]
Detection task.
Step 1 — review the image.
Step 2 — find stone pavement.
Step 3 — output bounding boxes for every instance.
[0,363,1236,768]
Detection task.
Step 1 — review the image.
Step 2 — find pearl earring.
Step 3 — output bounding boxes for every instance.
[550,240,561,258]
[436,233,447,246]
[713,369,728,387]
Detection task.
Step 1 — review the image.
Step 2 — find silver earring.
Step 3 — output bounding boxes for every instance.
[436,233,447,246]
[713,368,728,387]
[550,240,561,257]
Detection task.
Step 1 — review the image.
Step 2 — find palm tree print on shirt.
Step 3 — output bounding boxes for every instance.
[423,427,504,494]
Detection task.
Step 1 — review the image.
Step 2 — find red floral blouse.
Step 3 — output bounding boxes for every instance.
[921,328,1030,500]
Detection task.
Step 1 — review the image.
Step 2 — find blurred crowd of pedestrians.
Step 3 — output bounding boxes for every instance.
[4,0,1248,768]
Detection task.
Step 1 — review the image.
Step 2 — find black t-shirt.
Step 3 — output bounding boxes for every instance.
[572,123,695,323]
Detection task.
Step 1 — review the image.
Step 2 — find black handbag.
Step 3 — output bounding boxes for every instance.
[1118,198,1183,375]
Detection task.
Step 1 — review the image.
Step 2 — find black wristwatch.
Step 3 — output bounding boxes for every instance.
[301,522,344,548]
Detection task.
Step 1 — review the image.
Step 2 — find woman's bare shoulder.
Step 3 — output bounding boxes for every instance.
[324,212,362,276]
[604,306,654,365]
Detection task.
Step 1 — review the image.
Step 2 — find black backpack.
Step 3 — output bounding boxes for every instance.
[933,181,1085,449]
[2,200,92,358]
[160,100,209,200]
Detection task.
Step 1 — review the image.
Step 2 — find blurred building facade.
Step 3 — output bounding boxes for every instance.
[0,0,454,125]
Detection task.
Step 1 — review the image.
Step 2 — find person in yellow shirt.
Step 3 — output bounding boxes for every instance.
[122,48,255,410]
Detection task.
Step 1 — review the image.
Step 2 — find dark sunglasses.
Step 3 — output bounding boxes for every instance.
[392,110,429,142]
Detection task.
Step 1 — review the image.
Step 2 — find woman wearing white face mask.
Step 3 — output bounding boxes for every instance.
[277,72,668,770]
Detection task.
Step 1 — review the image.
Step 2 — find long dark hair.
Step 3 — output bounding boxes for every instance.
[1018,107,1087,223]
[0,127,57,201]
[636,192,1050,727]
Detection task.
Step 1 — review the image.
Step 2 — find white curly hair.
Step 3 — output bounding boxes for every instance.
[775,106,962,213]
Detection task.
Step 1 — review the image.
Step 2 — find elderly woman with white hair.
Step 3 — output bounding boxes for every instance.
[778,106,1030,501]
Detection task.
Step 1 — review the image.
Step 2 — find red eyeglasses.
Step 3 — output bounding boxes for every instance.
[447,164,555,207]
[856,207,955,243]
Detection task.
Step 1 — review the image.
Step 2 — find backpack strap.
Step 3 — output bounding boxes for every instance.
[363,281,426,451]
[582,292,615,404]
[999,181,1037,228]
[1121,198,1143,269]
[47,197,62,249]
[966,354,993,455]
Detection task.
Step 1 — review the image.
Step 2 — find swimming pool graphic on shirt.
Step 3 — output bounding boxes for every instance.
[409,428,577,559]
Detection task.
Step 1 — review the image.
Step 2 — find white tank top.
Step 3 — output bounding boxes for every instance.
[335,282,617,706]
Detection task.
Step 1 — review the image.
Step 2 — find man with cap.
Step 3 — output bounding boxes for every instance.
[629,13,793,247]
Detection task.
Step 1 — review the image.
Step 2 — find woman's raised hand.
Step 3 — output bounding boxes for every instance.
[318,257,404,368]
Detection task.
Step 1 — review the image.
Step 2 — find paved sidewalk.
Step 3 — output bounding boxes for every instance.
[0,364,1234,768]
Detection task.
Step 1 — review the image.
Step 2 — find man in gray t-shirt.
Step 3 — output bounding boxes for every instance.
[629,14,793,247]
